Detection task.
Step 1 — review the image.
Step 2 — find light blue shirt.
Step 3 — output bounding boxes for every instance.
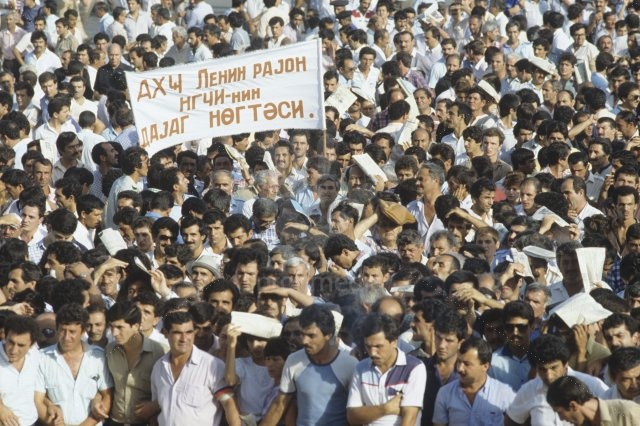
[489,346,531,392]
[433,376,515,426]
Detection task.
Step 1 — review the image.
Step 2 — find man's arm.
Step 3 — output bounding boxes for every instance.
[347,393,401,424]
[219,395,241,426]
[400,406,421,426]
[260,392,294,426]
[34,392,64,426]
[0,397,20,426]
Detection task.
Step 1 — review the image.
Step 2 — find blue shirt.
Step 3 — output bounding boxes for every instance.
[489,346,531,392]
[433,376,515,426]
[294,359,349,426]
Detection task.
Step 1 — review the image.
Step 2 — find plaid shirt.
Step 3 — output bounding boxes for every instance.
[252,222,280,250]
[607,257,624,294]
[367,109,389,132]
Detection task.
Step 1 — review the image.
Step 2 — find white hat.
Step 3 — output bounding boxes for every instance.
[187,256,221,278]
[523,245,556,260]
[478,80,501,103]
[529,56,556,75]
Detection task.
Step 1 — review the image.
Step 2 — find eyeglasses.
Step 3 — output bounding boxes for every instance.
[158,235,173,241]
[504,323,529,333]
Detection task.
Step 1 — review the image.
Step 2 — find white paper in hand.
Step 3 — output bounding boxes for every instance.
[575,247,605,293]
[549,293,612,328]
[510,248,534,279]
[324,85,358,116]
[134,257,151,275]
[531,206,570,227]
[231,312,283,339]
[99,229,127,255]
[352,154,388,182]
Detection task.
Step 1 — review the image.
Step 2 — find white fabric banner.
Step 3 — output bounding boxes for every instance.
[125,40,325,156]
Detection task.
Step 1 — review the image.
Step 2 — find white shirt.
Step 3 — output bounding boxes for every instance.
[189,43,213,63]
[507,367,608,426]
[151,346,231,426]
[24,49,62,76]
[0,344,41,426]
[70,98,98,122]
[186,1,213,28]
[77,128,107,174]
[125,11,152,41]
[36,343,113,426]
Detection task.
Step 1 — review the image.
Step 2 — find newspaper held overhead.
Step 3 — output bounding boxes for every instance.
[352,153,388,183]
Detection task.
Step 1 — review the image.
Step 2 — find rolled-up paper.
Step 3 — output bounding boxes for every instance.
[98,229,127,255]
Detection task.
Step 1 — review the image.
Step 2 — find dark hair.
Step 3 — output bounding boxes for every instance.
[502,300,534,325]
[360,312,400,341]
[106,301,142,325]
[527,334,571,366]
[608,346,640,378]
[546,376,593,408]
[324,234,358,258]
[459,335,493,364]
[299,304,335,337]
[3,315,39,343]
[435,310,468,340]
[55,303,89,328]
[163,311,193,332]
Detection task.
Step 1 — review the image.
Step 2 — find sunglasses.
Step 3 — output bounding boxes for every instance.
[504,323,529,333]
[259,293,282,302]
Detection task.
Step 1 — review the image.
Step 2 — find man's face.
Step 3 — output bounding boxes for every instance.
[435,331,461,362]
[54,188,74,211]
[257,285,285,319]
[572,28,586,47]
[234,261,258,293]
[525,290,547,320]
[301,323,331,357]
[399,243,423,263]
[33,162,52,188]
[134,226,154,252]
[537,359,568,386]
[482,136,500,159]
[491,53,505,73]
[318,179,338,204]
[615,174,638,189]
[190,267,214,291]
[87,312,107,343]
[520,183,538,211]
[340,59,356,80]
[55,106,71,125]
[98,268,121,297]
[286,264,309,292]
[397,34,413,53]
[323,77,338,93]
[167,321,195,356]
[616,194,638,222]
[208,290,234,314]
[507,25,519,44]
[560,179,584,211]
[227,227,251,247]
[205,220,225,246]
[110,318,139,347]
[8,268,34,299]
[361,265,387,287]
[136,302,159,333]
[613,364,640,400]
[433,254,457,280]
[456,348,488,387]
[20,205,40,234]
[58,323,84,352]
[569,161,588,180]
[292,135,309,160]
[604,324,639,350]
[506,57,518,78]
[41,78,56,99]
[109,46,122,67]
[182,224,205,254]
[474,190,495,215]
[446,57,460,73]
[364,331,397,368]
[179,157,197,179]
[3,332,33,363]
[504,315,531,351]
[596,122,616,140]
[212,174,233,194]
[416,167,438,195]
[274,147,292,172]
[33,37,46,54]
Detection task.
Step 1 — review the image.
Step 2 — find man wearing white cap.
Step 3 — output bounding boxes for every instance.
[187,255,221,291]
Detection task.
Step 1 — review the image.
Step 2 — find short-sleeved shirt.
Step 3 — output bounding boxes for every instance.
[151,346,232,426]
[506,368,608,425]
[347,350,426,426]
[235,357,274,417]
[433,376,515,426]
[489,345,531,392]
[0,344,40,426]
[36,342,113,425]
[280,348,357,426]
[106,335,167,423]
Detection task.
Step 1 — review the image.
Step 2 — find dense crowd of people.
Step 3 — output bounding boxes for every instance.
[1,0,640,424]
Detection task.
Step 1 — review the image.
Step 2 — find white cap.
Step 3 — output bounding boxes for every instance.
[478,80,501,103]
[529,56,557,75]
[523,245,556,260]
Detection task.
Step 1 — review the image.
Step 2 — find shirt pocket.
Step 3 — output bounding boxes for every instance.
[181,384,212,408]
[46,386,65,404]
